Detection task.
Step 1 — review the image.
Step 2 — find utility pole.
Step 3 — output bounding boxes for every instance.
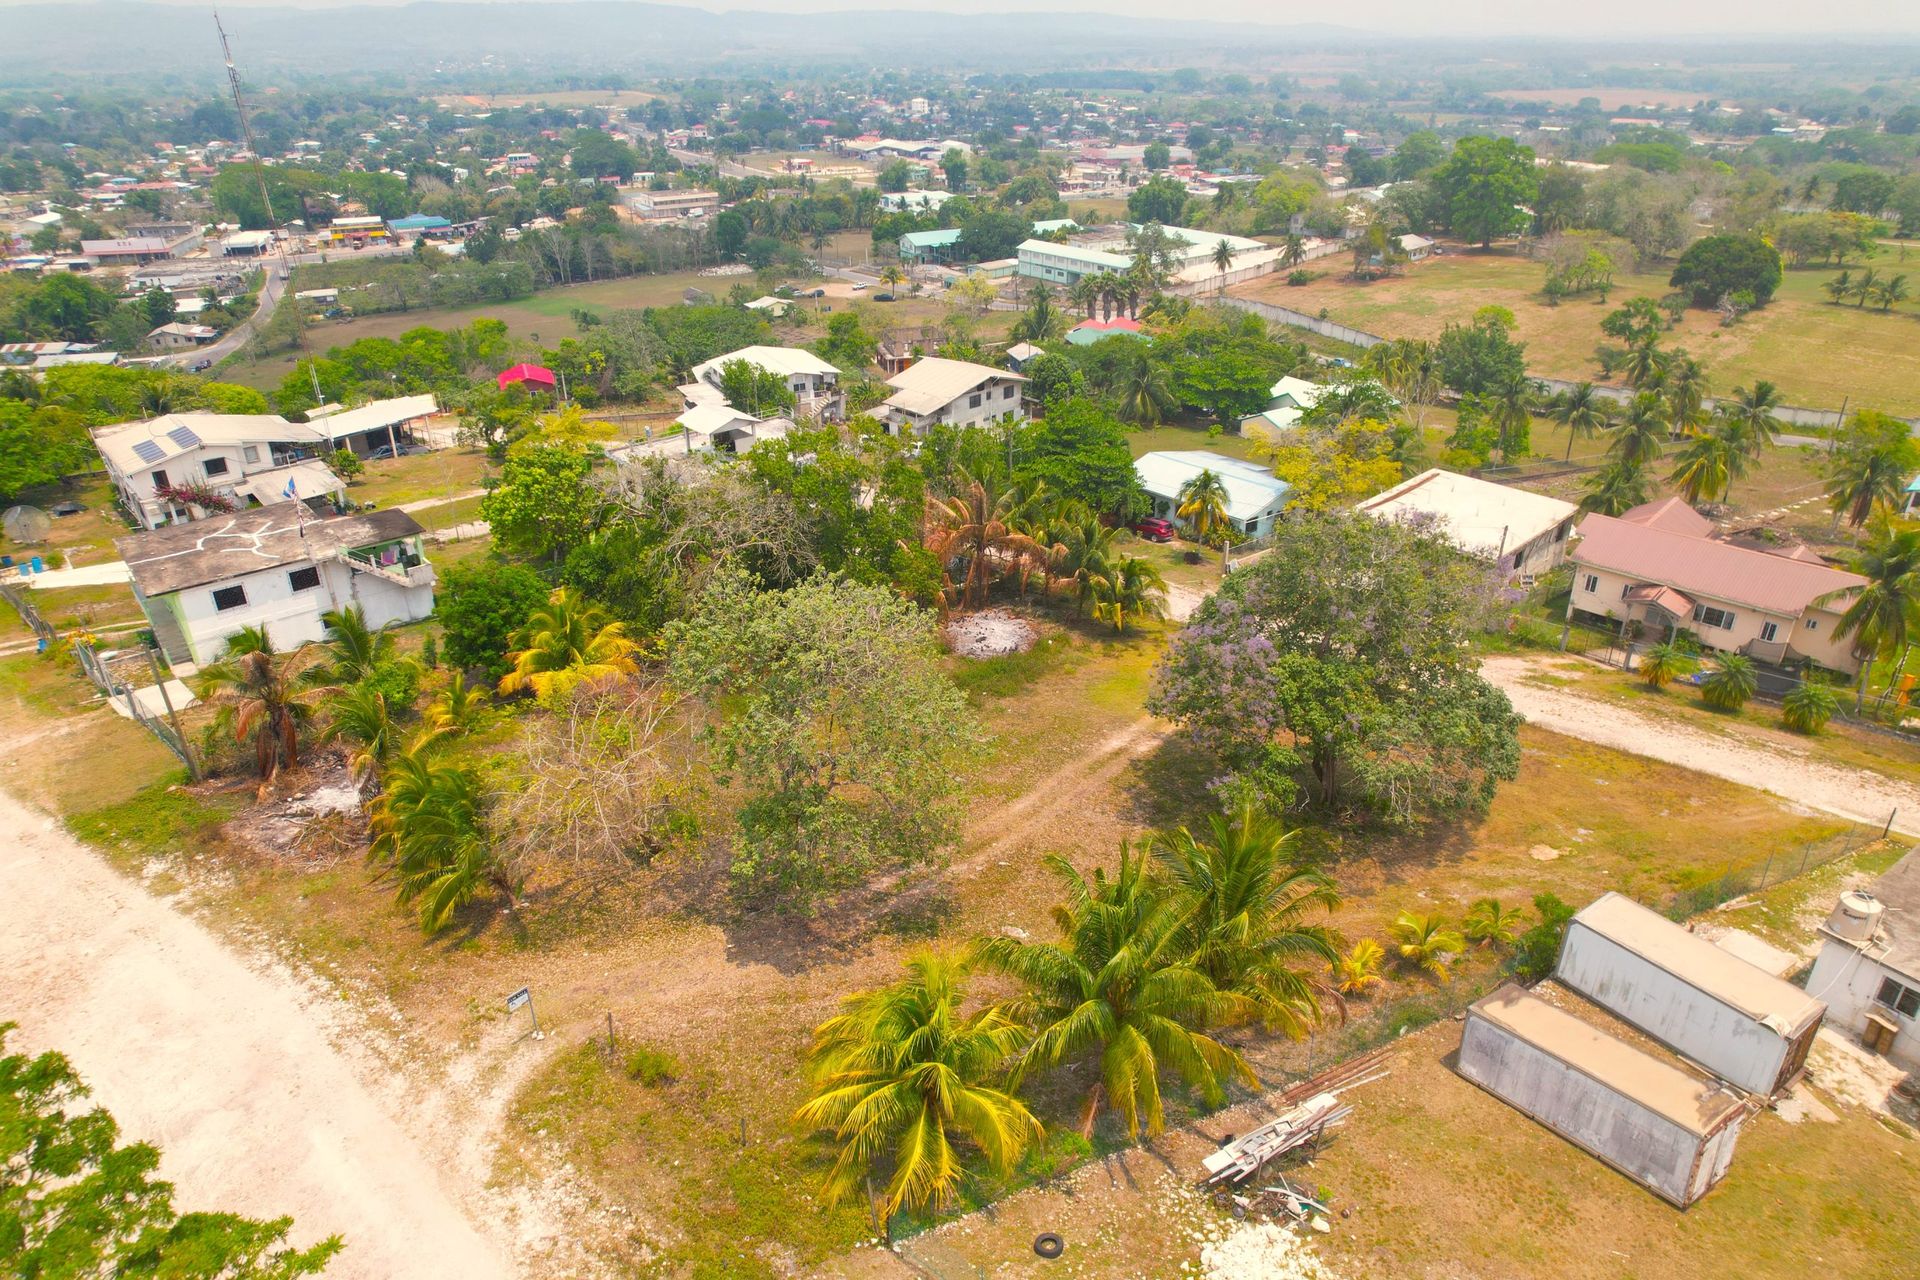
[145,643,198,781]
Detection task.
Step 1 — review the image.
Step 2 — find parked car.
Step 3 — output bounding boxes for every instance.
[368,445,397,461]
[872,292,897,302]
[1132,517,1176,542]
[189,359,213,372]
[850,282,868,291]
[801,287,826,297]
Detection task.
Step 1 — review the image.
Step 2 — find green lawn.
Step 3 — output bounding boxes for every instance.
[1235,246,1920,415]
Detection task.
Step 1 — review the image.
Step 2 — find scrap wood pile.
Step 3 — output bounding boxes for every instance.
[1201,1046,1391,1188]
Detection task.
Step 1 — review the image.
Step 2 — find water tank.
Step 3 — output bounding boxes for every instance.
[1828,891,1884,944]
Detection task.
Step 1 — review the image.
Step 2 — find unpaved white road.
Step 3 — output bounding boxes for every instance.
[1483,654,1920,833]
[0,790,512,1279]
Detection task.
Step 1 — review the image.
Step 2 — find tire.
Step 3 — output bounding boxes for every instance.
[1033,1233,1065,1259]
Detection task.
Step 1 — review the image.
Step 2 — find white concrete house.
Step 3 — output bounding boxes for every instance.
[1134,451,1292,539]
[689,346,842,421]
[1356,468,1577,576]
[1241,375,1327,433]
[117,506,435,666]
[1807,851,1920,1072]
[878,357,1026,434]
[94,413,339,530]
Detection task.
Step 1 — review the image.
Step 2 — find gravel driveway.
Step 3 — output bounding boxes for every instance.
[1482,654,1920,833]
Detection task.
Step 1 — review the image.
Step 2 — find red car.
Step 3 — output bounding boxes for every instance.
[1132,517,1176,542]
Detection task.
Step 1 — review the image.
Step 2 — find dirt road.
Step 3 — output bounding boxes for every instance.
[0,789,512,1279]
[1482,654,1920,832]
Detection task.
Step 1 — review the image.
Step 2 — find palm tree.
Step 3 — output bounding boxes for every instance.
[1700,655,1759,712]
[1663,355,1711,435]
[1209,239,1237,296]
[1549,382,1615,462]
[1011,285,1065,343]
[197,644,324,780]
[1487,370,1539,464]
[794,950,1040,1221]
[498,588,640,699]
[1719,381,1784,495]
[1175,469,1232,548]
[1667,423,1745,504]
[1579,458,1651,516]
[1281,234,1307,269]
[1850,267,1880,308]
[316,605,399,684]
[1823,270,1853,304]
[1114,348,1175,425]
[1067,274,1102,318]
[1638,641,1698,689]
[1817,523,1920,708]
[137,375,193,417]
[879,265,905,291]
[323,684,399,781]
[1872,273,1910,312]
[1612,337,1670,393]
[1090,555,1169,633]
[1331,939,1385,997]
[423,670,488,739]
[977,849,1260,1139]
[367,748,518,933]
[1387,911,1465,983]
[1826,438,1912,528]
[923,471,1048,612]
[1054,506,1118,615]
[1609,392,1669,467]
[1463,898,1526,948]
[1149,804,1341,1036]
[1782,681,1840,733]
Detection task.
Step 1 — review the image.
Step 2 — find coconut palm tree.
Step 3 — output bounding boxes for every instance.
[1663,355,1711,435]
[922,471,1048,612]
[1667,422,1746,504]
[1718,381,1784,499]
[1816,522,1920,708]
[1823,270,1853,304]
[1114,348,1175,425]
[1090,555,1169,633]
[1067,274,1102,318]
[1210,239,1237,295]
[1548,382,1616,462]
[315,605,401,684]
[1175,469,1232,548]
[137,375,194,417]
[1486,369,1540,464]
[1011,285,1065,343]
[1331,939,1385,997]
[977,849,1260,1139]
[423,670,488,739]
[1281,234,1307,269]
[1053,506,1118,615]
[1872,273,1910,312]
[1387,911,1465,983]
[1149,804,1341,1036]
[794,950,1040,1221]
[1638,641,1698,689]
[1826,435,1913,529]
[1463,898,1526,948]
[1609,392,1669,467]
[1700,655,1759,711]
[367,747,518,933]
[323,684,399,781]
[498,588,640,699]
[197,643,325,780]
[879,265,905,291]
[1849,267,1880,307]
[1579,458,1651,516]
[1612,338,1670,393]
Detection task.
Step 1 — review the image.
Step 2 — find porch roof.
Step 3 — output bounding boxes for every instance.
[1623,583,1695,618]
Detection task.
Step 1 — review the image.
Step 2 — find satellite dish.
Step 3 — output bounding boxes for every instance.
[3,505,51,545]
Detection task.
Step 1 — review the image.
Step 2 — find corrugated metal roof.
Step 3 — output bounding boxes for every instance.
[1134,450,1290,523]
[1619,495,1713,537]
[883,357,1022,417]
[1356,468,1576,560]
[1568,893,1825,1035]
[691,345,839,384]
[1572,513,1863,616]
[309,394,440,443]
[93,413,322,475]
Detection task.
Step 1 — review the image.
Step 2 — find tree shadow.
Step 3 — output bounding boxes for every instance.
[1123,732,1226,830]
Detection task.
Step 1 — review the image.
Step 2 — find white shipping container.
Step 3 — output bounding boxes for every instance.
[1555,893,1823,1096]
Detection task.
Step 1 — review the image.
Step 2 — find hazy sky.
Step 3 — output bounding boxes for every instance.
[21,0,1920,37]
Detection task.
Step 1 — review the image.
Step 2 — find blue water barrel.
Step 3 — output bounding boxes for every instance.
[29,555,44,574]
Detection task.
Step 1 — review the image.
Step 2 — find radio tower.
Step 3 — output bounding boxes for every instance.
[215,11,322,404]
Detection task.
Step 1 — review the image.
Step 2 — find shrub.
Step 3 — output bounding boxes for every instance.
[625,1047,680,1085]
[362,658,420,710]
[1700,654,1758,711]
[1510,892,1574,981]
[436,561,551,682]
[1287,269,1314,286]
[1781,680,1838,733]
[1638,641,1697,689]
[420,633,439,670]
[1332,938,1386,996]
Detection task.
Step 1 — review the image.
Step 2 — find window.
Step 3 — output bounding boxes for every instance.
[151,469,168,489]
[243,445,260,464]
[1805,618,1819,632]
[1693,604,1736,630]
[1554,522,1568,542]
[212,585,248,612]
[968,393,982,409]
[287,566,321,593]
[203,457,229,477]
[1877,976,1920,1019]
[1582,574,1599,594]
[1004,385,1016,399]
[1760,621,1780,643]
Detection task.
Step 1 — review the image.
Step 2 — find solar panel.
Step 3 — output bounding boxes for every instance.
[132,439,165,464]
[166,426,202,449]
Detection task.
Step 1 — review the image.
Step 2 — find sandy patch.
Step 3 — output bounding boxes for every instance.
[946,609,1037,658]
[1198,1221,1338,1280]
[1805,1028,1911,1118]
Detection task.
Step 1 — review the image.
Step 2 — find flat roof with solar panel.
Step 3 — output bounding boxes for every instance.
[166,425,202,449]
[90,413,326,479]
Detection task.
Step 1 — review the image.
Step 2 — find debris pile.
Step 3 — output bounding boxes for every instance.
[945,609,1037,658]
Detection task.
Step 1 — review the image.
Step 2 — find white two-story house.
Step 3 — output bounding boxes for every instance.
[687,346,843,422]
[117,505,436,666]
[95,413,343,529]
[1567,497,1866,674]
[878,357,1027,435]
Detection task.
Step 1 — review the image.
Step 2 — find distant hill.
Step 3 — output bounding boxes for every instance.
[0,2,1375,81]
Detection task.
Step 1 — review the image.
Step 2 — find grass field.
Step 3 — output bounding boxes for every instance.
[1234,246,1920,415]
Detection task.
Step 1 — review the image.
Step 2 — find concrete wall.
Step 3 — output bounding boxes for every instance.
[1457,1012,1729,1207]
[171,557,431,664]
[115,442,300,529]
[888,379,1026,434]
[1807,940,1920,1072]
[1568,563,1860,674]
[1557,922,1793,1096]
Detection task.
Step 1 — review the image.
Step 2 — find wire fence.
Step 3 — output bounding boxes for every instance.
[1662,820,1892,918]
[0,583,54,643]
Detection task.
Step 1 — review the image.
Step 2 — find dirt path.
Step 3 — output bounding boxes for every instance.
[1483,654,1920,832]
[0,788,514,1280]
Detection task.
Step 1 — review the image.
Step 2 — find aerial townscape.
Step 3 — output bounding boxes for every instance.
[7,1,1920,1276]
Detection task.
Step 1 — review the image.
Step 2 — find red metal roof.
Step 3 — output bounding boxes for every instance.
[497,363,557,390]
[1574,513,1864,617]
[1619,496,1713,537]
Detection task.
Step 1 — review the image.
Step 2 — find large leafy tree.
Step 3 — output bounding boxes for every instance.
[977,849,1259,1139]
[1431,136,1538,246]
[1149,804,1341,1035]
[479,443,604,562]
[1015,397,1148,519]
[794,951,1039,1220]
[667,570,977,907]
[1148,512,1521,825]
[1668,233,1783,307]
[1434,308,1526,396]
[0,1023,340,1276]
[435,562,552,682]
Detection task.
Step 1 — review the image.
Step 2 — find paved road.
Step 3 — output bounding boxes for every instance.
[0,789,513,1279]
[169,243,412,370]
